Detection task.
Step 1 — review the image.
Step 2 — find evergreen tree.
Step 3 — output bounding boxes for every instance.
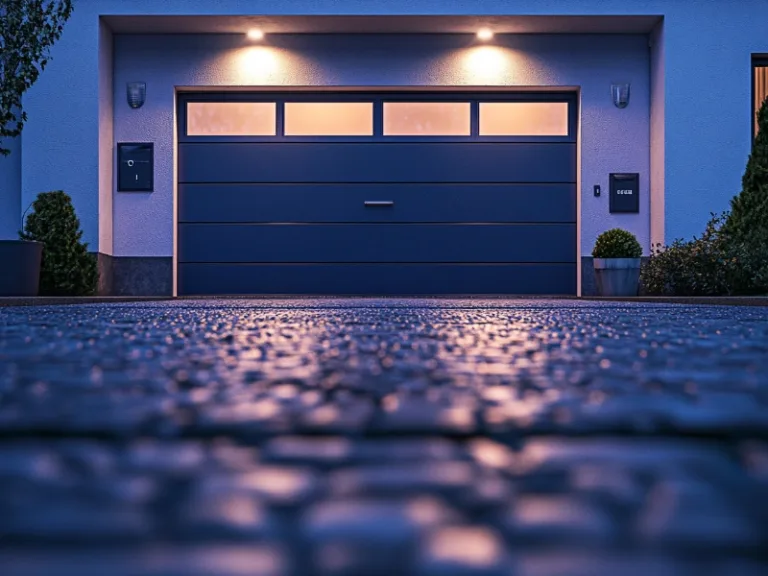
[722,96,768,293]
[20,190,98,296]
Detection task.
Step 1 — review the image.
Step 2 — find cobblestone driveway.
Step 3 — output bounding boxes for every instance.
[1,299,767,575]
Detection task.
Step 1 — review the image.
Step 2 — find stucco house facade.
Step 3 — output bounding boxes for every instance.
[1,0,767,296]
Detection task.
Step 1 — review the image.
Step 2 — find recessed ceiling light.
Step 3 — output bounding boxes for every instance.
[247,29,264,41]
[477,28,494,41]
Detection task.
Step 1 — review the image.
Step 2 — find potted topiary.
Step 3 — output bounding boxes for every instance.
[19,191,98,296]
[592,228,643,296]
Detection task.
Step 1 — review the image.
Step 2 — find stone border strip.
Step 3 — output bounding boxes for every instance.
[0,297,174,308]
[1,295,767,307]
[581,296,768,307]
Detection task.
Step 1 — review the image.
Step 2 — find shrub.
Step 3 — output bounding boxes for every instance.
[592,228,643,259]
[720,96,768,294]
[640,212,743,296]
[19,190,98,296]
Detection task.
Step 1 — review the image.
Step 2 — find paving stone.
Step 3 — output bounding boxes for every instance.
[467,439,517,471]
[738,440,768,524]
[510,438,742,481]
[86,474,160,506]
[2,497,153,543]
[0,299,767,567]
[123,440,207,475]
[2,299,768,440]
[457,472,517,515]
[295,398,374,433]
[369,393,478,434]
[193,399,296,435]
[633,475,765,550]
[502,494,617,545]
[328,461,476,499]
[0,444,70,480]
[740,440,768,482]
[194,466,320,509]
[0,546,288,576]
[301,496,460,576]
[260,436,354,467]
[668,393,768,433]
[176,491,276,541]
[516,552,768,576]
[416,526,513,576]
[55,440,118,476]
[567,462,646,518]
[206,442,261,472]
[262,436,465,468]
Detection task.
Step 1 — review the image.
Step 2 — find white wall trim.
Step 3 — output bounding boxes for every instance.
[576,87,583,297]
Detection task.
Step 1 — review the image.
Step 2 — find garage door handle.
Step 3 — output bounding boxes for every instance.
[364,201,394,207]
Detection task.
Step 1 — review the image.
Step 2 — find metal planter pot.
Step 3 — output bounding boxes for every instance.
[593,257,641,297]
[0,240,43,297]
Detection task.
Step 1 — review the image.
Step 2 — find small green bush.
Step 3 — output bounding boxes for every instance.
[640,212,743,296]
[592,228,643,259]
[19,190,98,296]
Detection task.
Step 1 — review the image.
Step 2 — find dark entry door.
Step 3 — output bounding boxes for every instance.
[177,92,577,295]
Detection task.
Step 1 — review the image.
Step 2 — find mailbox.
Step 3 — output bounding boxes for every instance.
[118,142,153,192]
[609,173,639,213]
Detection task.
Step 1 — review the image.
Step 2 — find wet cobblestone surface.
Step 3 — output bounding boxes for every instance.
[0,299,767,575]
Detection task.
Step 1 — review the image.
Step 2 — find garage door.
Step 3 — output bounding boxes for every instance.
[177,92,577,295]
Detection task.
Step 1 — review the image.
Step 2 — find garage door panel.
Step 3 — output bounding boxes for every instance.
[177,92,578,296]
[178,263,577,295]
[179,183,577,223]
[178,223,576,264]
[178,143,576,184]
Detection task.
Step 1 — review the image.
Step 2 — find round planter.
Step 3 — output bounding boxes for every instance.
[593,257,641,297]
[0,240,43,297]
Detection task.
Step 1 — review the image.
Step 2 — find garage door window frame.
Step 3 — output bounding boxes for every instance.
[178,91,577,144]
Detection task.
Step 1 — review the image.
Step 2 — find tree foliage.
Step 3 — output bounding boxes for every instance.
[721,96,768,293]
[19,190,98,296]
[640,212,744,296]
[642,98,768,296]
[0,0,74,156]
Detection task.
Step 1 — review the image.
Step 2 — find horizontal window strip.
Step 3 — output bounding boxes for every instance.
[180,93,576,141]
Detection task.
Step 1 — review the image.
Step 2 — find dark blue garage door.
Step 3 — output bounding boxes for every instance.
[177,92,577,295]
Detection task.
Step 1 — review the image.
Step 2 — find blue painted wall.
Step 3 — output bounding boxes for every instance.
[16,0,768,256]
[0,136,21,240]
[112,33,650,257]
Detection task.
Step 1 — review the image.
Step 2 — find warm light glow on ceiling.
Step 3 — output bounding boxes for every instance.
[230,46,321,85]
[477,28,494,41]
[246,29,264,41]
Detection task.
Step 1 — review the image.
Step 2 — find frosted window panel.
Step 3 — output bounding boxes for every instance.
[284,102,373,136]
[187,102,276,136]
[480,102,569,136]
[383,102,471,136]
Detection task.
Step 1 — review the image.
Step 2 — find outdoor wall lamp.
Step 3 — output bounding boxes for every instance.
[127,82,146,109]
[611,82,631,109]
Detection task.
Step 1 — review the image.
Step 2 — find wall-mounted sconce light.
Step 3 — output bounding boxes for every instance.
[127,82,146,109]
[611,83,631,109]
